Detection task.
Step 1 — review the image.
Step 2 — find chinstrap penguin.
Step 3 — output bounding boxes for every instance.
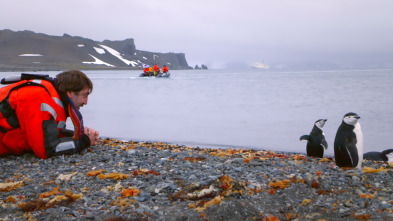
[300,119,328,158]
[334,112,363,169]
[363,149,393,162]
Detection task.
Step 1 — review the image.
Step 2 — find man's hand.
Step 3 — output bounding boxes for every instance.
[85,127,99,146]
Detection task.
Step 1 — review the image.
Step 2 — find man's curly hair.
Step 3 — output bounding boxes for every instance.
[56,69,93,94]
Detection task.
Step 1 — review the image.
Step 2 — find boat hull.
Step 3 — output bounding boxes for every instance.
[139,72,170,78]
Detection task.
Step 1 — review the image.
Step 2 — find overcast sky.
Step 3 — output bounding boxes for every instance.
[2,0,393,68]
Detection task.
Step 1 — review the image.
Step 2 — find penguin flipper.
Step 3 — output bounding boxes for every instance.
[347,142,360,167]
[321,136,328,150]
[300,135,310,141]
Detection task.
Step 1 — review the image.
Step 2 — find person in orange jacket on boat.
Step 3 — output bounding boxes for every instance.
[0,70,99,159]
[153,64,160,76]
[162,65,169,73]
[143,64,149,76]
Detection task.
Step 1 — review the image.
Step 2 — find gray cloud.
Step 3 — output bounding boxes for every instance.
[2,0,393,68]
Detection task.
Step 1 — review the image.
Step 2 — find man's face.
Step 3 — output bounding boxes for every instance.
[67,87,90,110]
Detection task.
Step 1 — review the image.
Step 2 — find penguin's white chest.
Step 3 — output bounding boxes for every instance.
[354,123,363,168]
[386,153,393,163]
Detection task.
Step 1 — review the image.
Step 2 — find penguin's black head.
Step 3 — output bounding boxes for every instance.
[315,119,327,129]
[344,112,360,118]
[343,112,361,125]
[382,149,393,162]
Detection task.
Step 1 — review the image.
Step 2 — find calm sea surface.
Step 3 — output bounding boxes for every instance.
[1,69,393,155]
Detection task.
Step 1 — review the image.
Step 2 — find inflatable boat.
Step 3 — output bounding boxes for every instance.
[139,72,170,78]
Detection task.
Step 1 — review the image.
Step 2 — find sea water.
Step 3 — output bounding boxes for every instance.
[1,69,392,156]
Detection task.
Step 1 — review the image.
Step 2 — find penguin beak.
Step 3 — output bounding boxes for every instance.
[355,116,360,119]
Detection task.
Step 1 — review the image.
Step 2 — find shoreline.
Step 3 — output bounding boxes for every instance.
[104,136,337,159]
[1,138,393,220]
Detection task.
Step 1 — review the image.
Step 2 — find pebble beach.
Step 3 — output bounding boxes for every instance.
[1,138,393,221]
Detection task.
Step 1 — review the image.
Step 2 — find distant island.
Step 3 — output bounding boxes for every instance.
[0,29,194,72]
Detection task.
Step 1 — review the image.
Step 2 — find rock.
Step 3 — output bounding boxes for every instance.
[85,212,95,219]
[188,174,197,180]
[1,138,393,220]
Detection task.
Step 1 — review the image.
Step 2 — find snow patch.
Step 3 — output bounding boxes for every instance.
[19,54,43,56]
[78,44,85,47]
[94,47,106,54]
[83,54,115,67]
[99,44,138,67]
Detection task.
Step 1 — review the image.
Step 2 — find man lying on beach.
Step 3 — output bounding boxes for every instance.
[0,70,99,159]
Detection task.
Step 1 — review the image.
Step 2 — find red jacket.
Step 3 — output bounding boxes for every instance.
[154,65,160,72]
[0,78,90,159]
[162,66,168,73]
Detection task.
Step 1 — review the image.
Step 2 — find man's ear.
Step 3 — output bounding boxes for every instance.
[66,91,73,97]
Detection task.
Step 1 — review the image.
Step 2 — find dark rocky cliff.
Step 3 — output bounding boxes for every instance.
[0,29,191,71]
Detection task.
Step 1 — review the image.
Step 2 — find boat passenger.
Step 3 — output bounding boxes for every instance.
[143,67,149,76]
[148,67,153,76]
[153,64,160,76]
[142,64,150,76]
[162,65,169,73]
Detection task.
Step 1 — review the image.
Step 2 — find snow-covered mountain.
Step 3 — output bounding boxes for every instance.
[0,29,191,71]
